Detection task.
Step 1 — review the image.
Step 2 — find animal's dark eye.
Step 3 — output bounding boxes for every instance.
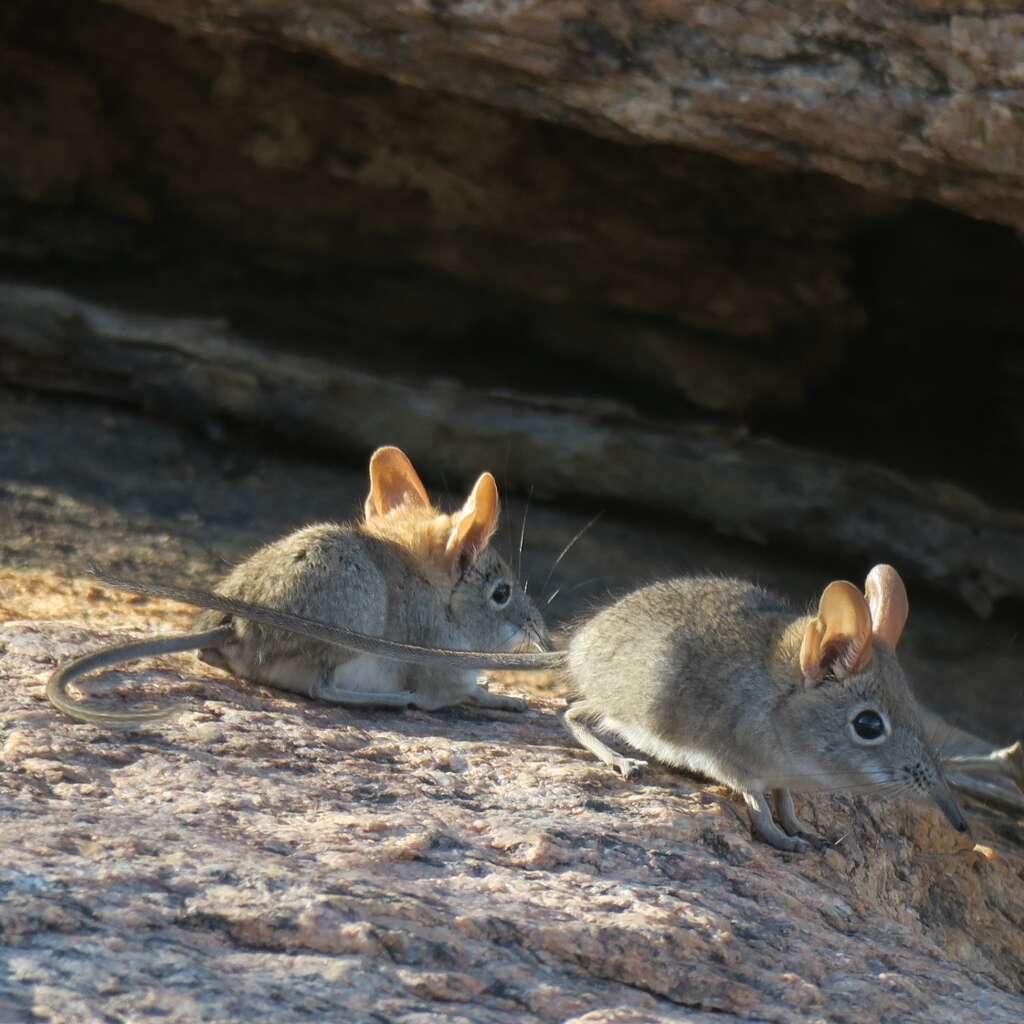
[852,709,886,741]
[490,581,512,608]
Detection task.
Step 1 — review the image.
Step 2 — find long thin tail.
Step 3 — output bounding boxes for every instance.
[47,626,234,725]
[89,570,567,671]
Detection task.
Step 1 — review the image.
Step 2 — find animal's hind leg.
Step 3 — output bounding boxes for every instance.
[316,657,417,709]
[264,656,417,710]
[563,702,647,780]
[463,684,527,712]
[316,686,417,709]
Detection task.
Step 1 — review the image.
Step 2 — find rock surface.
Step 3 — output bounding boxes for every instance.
[3,1,1024,1013]
[2,613,1024,1024]
[2,392,1024,1023]
[101,0,1024,235]
[0,0,878,399]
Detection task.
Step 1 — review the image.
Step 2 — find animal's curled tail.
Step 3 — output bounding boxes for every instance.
[47,626,234,725]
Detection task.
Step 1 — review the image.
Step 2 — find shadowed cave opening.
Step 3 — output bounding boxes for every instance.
[763,204,1024,509]
[4,195,1023,511]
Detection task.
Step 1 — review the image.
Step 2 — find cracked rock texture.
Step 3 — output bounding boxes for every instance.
[2,615,1024,1024]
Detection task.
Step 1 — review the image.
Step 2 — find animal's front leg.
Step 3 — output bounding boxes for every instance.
[563,701,647,779]
[744,791,810,852]
[773,789,827,849]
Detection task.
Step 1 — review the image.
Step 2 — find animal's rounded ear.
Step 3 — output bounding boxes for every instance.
[799,580,873,685]
[445,472,500,574]
[864,564,908,649]
[364,446,431,520]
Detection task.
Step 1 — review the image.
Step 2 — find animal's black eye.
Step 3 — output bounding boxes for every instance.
[490,581,512,608]
[852,709,886,741]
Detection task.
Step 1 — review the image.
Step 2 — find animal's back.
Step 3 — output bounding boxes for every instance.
[566,577,796,754]
[195,523,396,669]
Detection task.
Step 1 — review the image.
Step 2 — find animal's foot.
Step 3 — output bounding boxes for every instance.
[614,756,648,780]
[790,830,828,850]
[463,688,527,712]
[773,833,812,853]
[486,694,527,712]
[749,790,822,853]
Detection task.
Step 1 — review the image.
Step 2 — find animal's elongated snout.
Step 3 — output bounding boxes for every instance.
[932,777,970,834]
[507,623,551,656]
[521,614,554,653]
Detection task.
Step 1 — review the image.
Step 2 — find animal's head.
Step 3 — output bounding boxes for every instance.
[362,446,549,653]
[785,565,967,834]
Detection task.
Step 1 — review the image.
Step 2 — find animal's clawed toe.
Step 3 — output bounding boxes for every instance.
[983,740,1023,789]
[794,830,828,851]
[783,835,812,853]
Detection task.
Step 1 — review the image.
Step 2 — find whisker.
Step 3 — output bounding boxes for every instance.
[797,783,908,797]
[797,785,911,802]
[861,782,912,800]
[779,779,903,791]
[542,511,604,593]
[517,485,533,580]
[777,766,900,780]
[500,442,514,558]
[766,771,905,796]
[769,773,900,788]
[927,717,958,761]
[546,575,607,606]
[792,770,900,781]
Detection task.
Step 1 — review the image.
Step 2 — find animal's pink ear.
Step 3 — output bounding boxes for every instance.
[364,447,431,520]
[445,472,500,573]
[864,564,908,649]
[799,580,873,685]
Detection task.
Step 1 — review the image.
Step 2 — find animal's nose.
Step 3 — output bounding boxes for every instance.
[933,779,970,835]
